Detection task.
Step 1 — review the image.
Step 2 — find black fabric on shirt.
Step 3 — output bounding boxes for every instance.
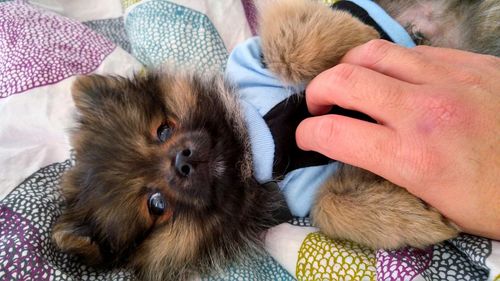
[331,1,393,42]
[263,93,374,178]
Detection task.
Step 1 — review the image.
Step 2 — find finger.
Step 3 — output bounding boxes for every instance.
[412,45,500,69]
[306,63,413,125]
[413,45,500,86]
[296,114,399,179]
[340,39,455,85]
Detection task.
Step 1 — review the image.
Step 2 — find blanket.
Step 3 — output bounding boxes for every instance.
[1,0,499,280]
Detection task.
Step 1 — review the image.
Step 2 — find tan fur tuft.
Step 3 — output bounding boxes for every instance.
[311,165,459,249]
[259,0,379,85]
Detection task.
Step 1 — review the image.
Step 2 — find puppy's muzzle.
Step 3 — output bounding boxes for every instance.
[166,130,213,187]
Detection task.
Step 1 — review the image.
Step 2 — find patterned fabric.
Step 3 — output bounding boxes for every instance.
[125,0,228,72]
[450,234,492,269]
[296,232,376,280]
[0,158,135,280]
[421,241,490,280]
[83,17,131,53]
[289,217,313,227]
[121,0,140,10]
[0,206,52,280]
[0,1,115,98]
[375,237,492,280]
[377,247,433,280]
[241,0,258,36]
[203,253,294,281]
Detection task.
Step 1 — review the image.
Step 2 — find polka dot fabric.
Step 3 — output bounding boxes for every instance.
[421,242,489,280]
[125,0,228,72]
[0,157,135,280]
[0,1,115,98]
[0,206,52,280]
[121,0,141,10]
[289,216,313,227]
[375,236,491,280]
[296,232,376,280]
[241,0,258,36]
[295,231,493,280]
[449,234,491,269]
[376,247,433,280]
[83,18,131,53]
[202,253,294,281]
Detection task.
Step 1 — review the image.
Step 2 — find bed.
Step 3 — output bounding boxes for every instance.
[1,0,499,280]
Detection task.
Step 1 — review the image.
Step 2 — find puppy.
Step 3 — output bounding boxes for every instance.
[52,72,290,280]
[53,0,498,280]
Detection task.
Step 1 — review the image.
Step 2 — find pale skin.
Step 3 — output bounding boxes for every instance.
[296,39,500,240]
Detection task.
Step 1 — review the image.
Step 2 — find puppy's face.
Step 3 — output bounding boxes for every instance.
[52,71,278,280]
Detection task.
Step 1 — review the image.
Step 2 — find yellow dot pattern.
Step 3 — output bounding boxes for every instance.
[121,0,142,10]
[296,232,376,281]
[322,0,340,4]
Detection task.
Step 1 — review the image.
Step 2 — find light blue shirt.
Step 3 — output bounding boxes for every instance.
[226,38,339,217]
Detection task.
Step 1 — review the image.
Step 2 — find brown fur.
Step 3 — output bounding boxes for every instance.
[259,0,379,85]
[311,165,458,249]
[376,0,500,55]
[50,0,500,279]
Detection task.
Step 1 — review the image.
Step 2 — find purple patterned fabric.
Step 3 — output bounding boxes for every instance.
[0,158,135,280]
[0,206,51,280]
[0,1,115,98]
[376,247,433,280]
[241,0,257,36]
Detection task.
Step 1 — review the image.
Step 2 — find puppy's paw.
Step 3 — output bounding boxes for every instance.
[311,165,459,249]
[259,0,379,85]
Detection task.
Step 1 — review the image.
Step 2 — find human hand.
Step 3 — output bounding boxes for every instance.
[296,39,500,239]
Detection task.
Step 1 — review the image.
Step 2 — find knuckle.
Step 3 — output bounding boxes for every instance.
[453,69,483,87]
[414,89,474,140]
[484,54,500,69]
[360,39,393,68]
[412,45,432,53]
[329,63,357,83]
[314,117,338,152]
[421,95,460,129]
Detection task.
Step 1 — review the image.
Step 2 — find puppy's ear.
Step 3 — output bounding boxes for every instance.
[52,213,104,265]
[71,75,123,115]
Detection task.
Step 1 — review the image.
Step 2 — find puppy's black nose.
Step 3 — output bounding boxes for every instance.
[175,149,193,177]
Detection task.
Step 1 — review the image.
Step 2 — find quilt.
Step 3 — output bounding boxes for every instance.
[0,0,499,280]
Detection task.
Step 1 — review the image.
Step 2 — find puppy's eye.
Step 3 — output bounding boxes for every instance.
[148,192,167,216]
[157,123,173,142]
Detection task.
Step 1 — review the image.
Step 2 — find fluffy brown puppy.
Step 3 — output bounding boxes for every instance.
[52,72,288,280]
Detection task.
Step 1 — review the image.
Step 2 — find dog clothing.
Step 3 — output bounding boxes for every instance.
[225,0,415,217]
